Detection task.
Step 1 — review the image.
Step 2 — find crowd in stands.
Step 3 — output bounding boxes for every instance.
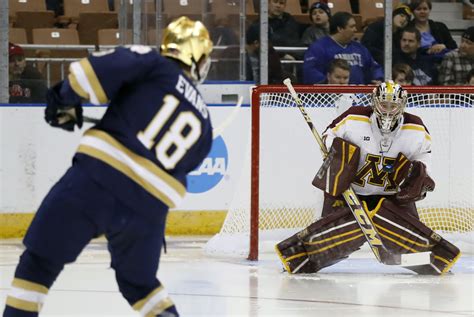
[6,0,474,103]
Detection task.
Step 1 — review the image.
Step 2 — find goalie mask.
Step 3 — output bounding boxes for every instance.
[161,16,213,84]
[372,80,407,133]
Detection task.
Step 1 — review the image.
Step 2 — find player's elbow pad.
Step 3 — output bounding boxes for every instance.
[312,137,360,197]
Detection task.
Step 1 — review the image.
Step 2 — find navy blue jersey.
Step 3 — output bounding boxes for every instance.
[64,45,213,212]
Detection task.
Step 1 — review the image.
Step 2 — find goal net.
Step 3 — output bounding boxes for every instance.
[205,85,474,260]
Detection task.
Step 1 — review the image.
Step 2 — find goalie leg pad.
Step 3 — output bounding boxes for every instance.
[276,206,366,274]
[371,198,460,274]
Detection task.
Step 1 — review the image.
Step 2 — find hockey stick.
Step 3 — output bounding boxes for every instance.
[283,78,432,266]
[212,95,243,138]
[83,115,100,124]
[82,96,243,138]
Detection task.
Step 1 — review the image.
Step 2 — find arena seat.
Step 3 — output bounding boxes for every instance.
[358,0,384,24]
[114,0,156,13]
[60,0,110,25]
[285,0,307,23]
[9,0,47,17]
[14,11,56,43]
[98,28,133,46]
[163,0,207,20]
[32,28,88,85]
[9,28,28,44]
[210,1,240,29]
[324,0,353,14]
[78,12,118,45]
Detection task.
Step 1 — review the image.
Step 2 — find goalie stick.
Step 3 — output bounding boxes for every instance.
[282,78,432,267]
[83,96,244,139]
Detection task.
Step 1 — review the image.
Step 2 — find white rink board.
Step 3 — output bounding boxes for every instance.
[0,90,472,220]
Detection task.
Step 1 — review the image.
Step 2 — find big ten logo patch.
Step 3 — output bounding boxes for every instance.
[187,136,228,193]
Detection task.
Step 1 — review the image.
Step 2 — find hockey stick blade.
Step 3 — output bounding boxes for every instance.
[400,252,433,266]
[283,78,433,267]
[380,251,433,266]
[83,115,101,124]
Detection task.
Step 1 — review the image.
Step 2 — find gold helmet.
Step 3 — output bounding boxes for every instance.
[372,80,408,133]
[161,16,213,83]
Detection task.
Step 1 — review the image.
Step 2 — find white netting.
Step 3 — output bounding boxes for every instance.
[205,87,474,257]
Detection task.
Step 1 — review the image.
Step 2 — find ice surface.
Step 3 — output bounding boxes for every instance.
[1,237,472,317]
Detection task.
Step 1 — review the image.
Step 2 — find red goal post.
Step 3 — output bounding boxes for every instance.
[205,85,474,261]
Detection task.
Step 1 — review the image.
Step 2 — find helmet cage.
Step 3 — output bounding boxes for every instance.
[372,82,407,133]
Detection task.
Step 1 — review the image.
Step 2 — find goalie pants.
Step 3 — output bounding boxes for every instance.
[3,166,178,317]
[276,194,460,275]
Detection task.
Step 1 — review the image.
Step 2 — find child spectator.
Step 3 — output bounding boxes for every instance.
[392,63,415,85]
[301,2,331,46]
[324,58,351,84]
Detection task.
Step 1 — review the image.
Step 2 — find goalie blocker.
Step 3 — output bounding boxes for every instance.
[276,138,460,275]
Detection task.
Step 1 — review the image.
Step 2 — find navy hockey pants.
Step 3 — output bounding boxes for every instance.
[3,165,178,316]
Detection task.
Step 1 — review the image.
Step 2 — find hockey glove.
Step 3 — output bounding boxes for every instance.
[396,161,435,204]
[45,81,83,132]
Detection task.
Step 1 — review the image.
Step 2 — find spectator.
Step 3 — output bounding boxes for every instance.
[438,26,474,85]
[265,0,302,48]
[213,23,284,84]
[323,58,351,84]
[210,25,239,46]
[408,0,457,57]
[248,0,303,81]
[392,63,415,85]
[361,5,412,65]
[8,42,48,103]
[301,2,331,46]
[244,23,285,84]
[394,27,438,85]
[303,12,383,84]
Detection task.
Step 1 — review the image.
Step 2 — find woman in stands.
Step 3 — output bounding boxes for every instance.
[361,5,412,65]
[408,0,457,58]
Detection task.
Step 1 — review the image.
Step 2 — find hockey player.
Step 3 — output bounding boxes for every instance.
[276,81,460,275]
[3,17,213,317]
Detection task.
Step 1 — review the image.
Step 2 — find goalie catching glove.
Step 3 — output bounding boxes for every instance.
[396,160,435,204]
[45,81,83,132]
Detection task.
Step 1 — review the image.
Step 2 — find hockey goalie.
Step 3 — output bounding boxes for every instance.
[276,81,460,275]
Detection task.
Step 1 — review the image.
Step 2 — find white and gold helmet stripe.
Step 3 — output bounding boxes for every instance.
[133,286,175,317]
[6,278,49,313]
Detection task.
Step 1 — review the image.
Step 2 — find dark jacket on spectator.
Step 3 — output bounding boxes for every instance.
[9,65,48,103]
[394,50,439,85]
[407,19,458,52]
[268,12,302,47]
[301,25,329,46]
[361,19,403,65]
